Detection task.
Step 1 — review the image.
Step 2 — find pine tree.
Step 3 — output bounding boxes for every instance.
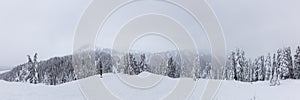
[167,57,180,78]
[252,59,259,81]
[285,47,293,79]
[27,55,32,63]
[294,46,300,79]
[257,56,265,81]
[230,51,237,80]
[139,54,146,72]
[243,59,251,82]
[277,48,290,79]
[98,61,103,77]
[223,56,231,80]
[33,53,38,84]
[124,53,135,75]
[248,59,253,82]
[275,49,288,79]
[204,63,212,79]
[26,54,35,83]
[270,53,280,86]
[193,56,201,80]
[265,53,272,80]
[236,49,246,81]
[277,47,293,79]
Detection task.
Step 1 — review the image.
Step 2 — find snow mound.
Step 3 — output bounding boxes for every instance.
[0,73,300,100]
[0,80,84,100]
[138,71,151,78]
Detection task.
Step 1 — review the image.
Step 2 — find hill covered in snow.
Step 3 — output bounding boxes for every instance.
[0,48,214,85]
[0,72,299,100]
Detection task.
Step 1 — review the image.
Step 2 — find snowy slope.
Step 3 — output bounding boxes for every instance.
[0,70,10,74]
[215,80,300,100]
[0,72,300,100]
[0,80,84,100]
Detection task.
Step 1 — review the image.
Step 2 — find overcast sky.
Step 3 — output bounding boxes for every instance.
[1,0,300,67]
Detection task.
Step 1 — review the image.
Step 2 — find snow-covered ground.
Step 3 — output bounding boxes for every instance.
[0,72,300,100]
[0,70,10,74]
[0,80,84,100]
[215,79,300,100]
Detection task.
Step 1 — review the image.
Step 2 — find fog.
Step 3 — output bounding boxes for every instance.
[1,0,300,67]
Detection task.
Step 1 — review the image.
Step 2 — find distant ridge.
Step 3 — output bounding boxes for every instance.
[0,66,11,71]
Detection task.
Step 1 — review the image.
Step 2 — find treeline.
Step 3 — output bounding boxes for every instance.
[222,46,300,85]
[0,53,75,85]
[2,46,300,86]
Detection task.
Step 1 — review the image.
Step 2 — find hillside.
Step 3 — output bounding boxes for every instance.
[0,72,299,100]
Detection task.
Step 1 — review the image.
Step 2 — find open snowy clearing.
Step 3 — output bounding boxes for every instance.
[0,72,300,100]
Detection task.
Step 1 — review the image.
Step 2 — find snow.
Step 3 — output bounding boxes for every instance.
[215,80,300,100]
[0,72,300,100]
[138,71,152,78]
[0,70,10,74]
[0,80,84,100]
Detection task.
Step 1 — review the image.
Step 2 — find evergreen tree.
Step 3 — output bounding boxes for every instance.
[33,53,38,84]
[26,54,35,83]
[98,61,103,77]
[230,51,237,80]
[200,62,211,79]
[277,48,290,79]
[248,59,253,82]
[265,53,272,80]
[193,56,201,80]
[252,59,259,81]
[166,57,180,78]
[223,56,230,80]
[243,59,251,82]
[236,49,246,81]
[257,56,265,81]
[139,54,148,73]
[294,46,300,79]
[270,53,280,86]
[27,55,32,63]
[285,47,293,79]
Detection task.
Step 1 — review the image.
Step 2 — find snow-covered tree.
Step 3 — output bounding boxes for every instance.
[193,56,201,80]
[257,56,265,81]
[201,62,212,79]
[265,53,272,80]
[26,54,36,83]
[252,59,259,81]
[32,53,38,84]
[277,48,291,79]
[4,47,300,85]
[243,59,251,82]
[284,47,293,79]
[294,46,300,79]
[139,54,148,72]
[27,55,32,63]
[236,49,246,81]
[166,57,180,78]
[230,51,238,80]
[124,53,135,75]
[248,59,254,82]
[270,53,280,86]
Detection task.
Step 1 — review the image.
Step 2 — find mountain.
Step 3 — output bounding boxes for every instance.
[0,66,12,71]
[0,48,213,85]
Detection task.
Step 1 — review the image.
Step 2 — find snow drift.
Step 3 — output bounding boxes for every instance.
[0,72,300,100]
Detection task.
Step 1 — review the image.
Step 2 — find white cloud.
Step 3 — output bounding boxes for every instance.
[208,0,300,58]
[0,0,92,66]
